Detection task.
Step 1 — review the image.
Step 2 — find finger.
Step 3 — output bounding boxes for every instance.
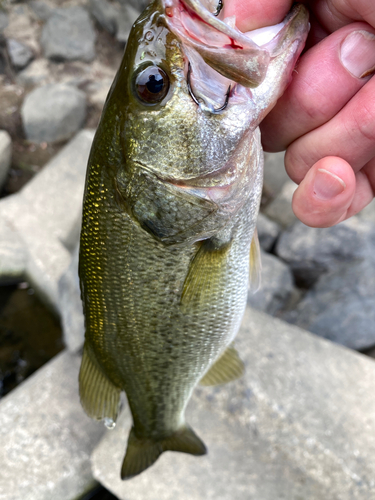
[309,0,375,32]
[292,157,356,227]
[292,156,375,227]
[285,74,375,184]
[223,0,292,32]
[260,23,375,152]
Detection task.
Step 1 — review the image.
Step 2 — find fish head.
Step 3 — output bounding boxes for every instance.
[104,0,309,245]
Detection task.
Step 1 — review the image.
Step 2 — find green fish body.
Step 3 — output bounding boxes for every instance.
[79,0,309,479]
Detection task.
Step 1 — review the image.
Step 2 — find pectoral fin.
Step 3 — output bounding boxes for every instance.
[249,229,262,292]
[181,239,231,307]
[79,342,121,423]
[200,344,245,386]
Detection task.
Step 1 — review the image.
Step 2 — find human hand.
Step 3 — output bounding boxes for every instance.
[227,0,375,228]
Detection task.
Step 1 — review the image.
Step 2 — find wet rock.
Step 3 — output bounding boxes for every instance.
[7,38,33,70]
[0,130,94,310]
[29,0,53,21]
[58,246,85,352]
[275,216,374,287]
[257,212,281,252]
[116,4,140,44]
[0,129,11,189]
[0,350,105,500]
[41,7,96,62]
[248,252,294,315]
[92,307,375,500]
[264,180,298,228]
[22,83,87,143]
[263,151,290,199]
[283,258,375,350]
[17,57,49,87]
[89,0,118,36]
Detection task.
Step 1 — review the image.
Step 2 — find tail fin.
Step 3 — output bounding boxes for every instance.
[121,425,207,480]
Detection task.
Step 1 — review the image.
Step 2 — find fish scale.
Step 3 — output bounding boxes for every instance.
[78,0,309,480]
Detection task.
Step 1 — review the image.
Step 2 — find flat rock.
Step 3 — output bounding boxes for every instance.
[0,129,11,189]
[0,350,105,500]
[257,212,281,252]
[92,307,375,499]
[89,0,118,36]
[22,83,87,143]
[275,216,374,287]
[41,6,96,62]
[58,246,85,352]
[116,4,140,44]
[283,258,375,350]
[264,180,298,228]
[248,251,294,315]
[7,38,34,70]
[0,129,94,311]
[0,218,26,285]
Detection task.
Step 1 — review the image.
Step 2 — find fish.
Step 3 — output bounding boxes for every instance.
[78,0,309,480]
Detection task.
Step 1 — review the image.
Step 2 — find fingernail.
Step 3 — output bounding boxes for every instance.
[340,30,375,78]
[313,169,346,200]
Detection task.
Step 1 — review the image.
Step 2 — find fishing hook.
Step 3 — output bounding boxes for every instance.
[214,0,223,16]
[187,63,231,114]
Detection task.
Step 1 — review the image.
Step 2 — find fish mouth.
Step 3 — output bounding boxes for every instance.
[163,0,308,88]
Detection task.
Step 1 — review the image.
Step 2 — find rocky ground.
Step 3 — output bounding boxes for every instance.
[0,0,374,499]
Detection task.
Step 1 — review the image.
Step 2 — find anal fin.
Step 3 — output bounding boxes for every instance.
[200,344,245,386]
[79,342,121,424]
[121,425,207,479]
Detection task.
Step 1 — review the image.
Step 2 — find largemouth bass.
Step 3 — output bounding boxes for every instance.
[79,0,309,479]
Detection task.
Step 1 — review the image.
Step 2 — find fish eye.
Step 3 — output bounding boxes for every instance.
[134,66,170,104]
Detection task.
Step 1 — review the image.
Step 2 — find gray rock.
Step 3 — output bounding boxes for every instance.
[283,258,375,350]
[120,0,150,12]
[89,0,118,36]
[248,251,294,315]
[7,38,33,70]
[275,216,374,287]
[58,246,85,352]
[263,151,290,198]
[22,83,87,143]
[257,212,281,252]
[92,307,375,499]
[41,7,96,62]
[358,198,375,224]
[17,58,49,87]
[0,129,94,311]
[116,4,140,44]
[0,218,26,285]
[264,180,298,228]
[0,350,105,500]
[0,129,11,189]
[29,0,53,21]
[0,11,8,33]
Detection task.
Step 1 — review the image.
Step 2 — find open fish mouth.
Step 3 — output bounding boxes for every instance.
[163,0,308,89]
